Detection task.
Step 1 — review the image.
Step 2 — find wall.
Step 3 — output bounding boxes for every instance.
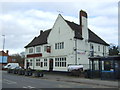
[48,14,75,71]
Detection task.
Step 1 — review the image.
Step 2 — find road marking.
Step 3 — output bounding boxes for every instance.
[58,84,71,88]
[23,86,27,88]
[3,79,17,84]
[28,86,35,88]
[23,86,35,89]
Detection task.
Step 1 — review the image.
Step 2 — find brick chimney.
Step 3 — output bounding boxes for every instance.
[80,10,88,41]
[6,50,9,55]
[40,30,43,35]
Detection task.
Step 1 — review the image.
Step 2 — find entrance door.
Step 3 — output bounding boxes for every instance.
[49,59,53,71]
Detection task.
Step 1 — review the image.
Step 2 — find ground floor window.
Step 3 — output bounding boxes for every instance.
[55,57,66,67]
[36,59,40,66]
[44,59,47,67]
[29,59,33,66]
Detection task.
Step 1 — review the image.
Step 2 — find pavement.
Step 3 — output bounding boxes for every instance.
[41,73,119,88]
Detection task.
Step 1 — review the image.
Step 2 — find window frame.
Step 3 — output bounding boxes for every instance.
[30,59,33,66]
[44,59,47,67]
[98,46,100,52]
[29,48,33,54]
[36,59,40,66]
[55,57,66,67]
[55,42,64,50]
[36,46,41,53]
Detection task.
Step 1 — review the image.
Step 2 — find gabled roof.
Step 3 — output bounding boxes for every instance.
[25,14,109,48]
[65,20,83,40]
[65,20,109,46]
[88,29,109,45]
[25,29,51,48]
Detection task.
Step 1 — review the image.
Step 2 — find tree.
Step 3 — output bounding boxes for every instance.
[10,53,25,68]
[109,44,119,56]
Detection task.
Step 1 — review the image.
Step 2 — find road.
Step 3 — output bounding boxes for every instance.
[2,71,108,89]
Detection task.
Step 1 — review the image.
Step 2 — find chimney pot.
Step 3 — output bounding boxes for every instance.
[80,10,87,18]
[6,50,9,54]
[40,30,43,35]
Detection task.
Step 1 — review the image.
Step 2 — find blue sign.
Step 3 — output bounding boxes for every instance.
[0,56,8,63]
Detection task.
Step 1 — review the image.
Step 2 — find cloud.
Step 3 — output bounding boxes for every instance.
[0,8,58,54]
[0,1,118,54]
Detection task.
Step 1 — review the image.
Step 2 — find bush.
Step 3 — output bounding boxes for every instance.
[7,69,13,73]
[33,70,44,77]
[70,69,83,77]
[84,69,91,78]
[24,69,33,76]
[13,69,19,74]
[18,69,25,75]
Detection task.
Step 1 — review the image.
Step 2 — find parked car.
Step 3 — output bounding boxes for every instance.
[4,63,21,69]
[67,65,83,72]
[67,65,83,76]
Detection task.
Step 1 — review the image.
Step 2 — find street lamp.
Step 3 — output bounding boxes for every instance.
[2,35,5,51]
[2,35,5,68]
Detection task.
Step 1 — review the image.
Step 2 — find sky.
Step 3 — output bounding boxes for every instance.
[0,0,119,55]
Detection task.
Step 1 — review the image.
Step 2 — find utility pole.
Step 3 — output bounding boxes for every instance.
[2,35,5,68]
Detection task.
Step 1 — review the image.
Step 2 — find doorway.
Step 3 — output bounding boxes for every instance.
[49,58,53,71]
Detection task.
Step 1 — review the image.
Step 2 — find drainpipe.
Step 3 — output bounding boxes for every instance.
[75,38,77,65]
[33,47,35,70]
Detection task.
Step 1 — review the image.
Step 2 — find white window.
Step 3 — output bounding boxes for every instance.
[55,44,57,49]
[29,48,33,53]
[60,43,62,49]
[55,57,66,67]
[61,42,64,49]
[98,46,100,51]
[55,42,64,50]
[62,57,66,67]
[104,46,106,53]
[44,46,47,51]
[36,59,40,66]
[30,59,33,66]
[58,43,60,49]
[36,47,41,53]
[44,59,47,67]
[55,58,58,66]
[103,46,106,56]
[90,44,94,50]
[60,58,62,67]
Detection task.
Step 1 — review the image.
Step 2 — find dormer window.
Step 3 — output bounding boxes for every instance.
[36,46,41,53]
[29,48,33,53]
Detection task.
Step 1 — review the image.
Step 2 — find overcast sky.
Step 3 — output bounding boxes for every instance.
[0,0,119,55]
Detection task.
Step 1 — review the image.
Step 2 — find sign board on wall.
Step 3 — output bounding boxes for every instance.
[77,51,86,55]
[0,56,8,63]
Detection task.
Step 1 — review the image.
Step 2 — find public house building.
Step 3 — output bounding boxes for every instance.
[24,10,109,71]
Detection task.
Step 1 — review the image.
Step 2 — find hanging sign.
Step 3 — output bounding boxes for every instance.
[77,51,86,55]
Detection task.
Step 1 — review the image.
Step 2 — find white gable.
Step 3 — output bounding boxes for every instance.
[48,14,75,57]
[48,14,74,44]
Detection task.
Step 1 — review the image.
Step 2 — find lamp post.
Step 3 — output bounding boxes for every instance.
[2,35,5,67]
